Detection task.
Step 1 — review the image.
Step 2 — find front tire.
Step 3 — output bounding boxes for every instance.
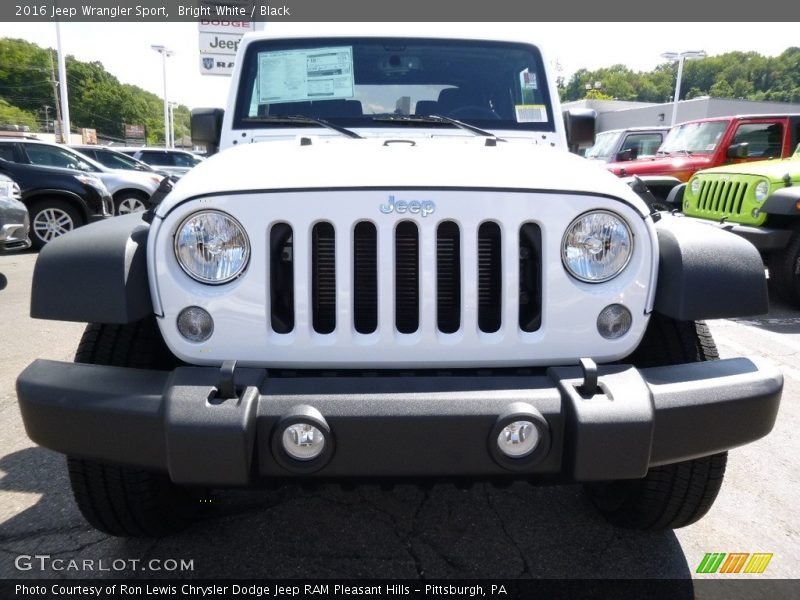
[67,319,203,537]
[767,231,800,305]
[29,199,81,250]
[113,191,149,215]
[585,314,728,530]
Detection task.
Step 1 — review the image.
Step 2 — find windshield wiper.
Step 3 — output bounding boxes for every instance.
[371,114,504,141]
[242,115,362,139]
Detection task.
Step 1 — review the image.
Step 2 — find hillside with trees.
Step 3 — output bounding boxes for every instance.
[0,37,189,144]
[2,38,799,140]
[559,47,800,104]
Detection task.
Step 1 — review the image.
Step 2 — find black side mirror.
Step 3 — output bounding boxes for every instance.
[726,142,749,159]
[563,109,596,153]
[191,108,225,156]
[616,148,638,162]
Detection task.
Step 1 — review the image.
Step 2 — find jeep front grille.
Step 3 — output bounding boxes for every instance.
[696,179,749,217]
[268,220,542,337]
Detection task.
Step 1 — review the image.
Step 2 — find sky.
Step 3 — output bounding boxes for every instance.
[0,22,798,110]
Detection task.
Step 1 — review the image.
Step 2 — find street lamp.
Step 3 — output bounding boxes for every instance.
[661,50,706,126]
[169,101,178,149]
[151,44,174,148]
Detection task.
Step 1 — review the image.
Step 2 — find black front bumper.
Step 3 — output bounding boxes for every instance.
[16,358,782,486]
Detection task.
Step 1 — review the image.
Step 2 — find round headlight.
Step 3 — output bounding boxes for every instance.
[174,211,250,284]
[754,180,769,202]
[690,177,701,196]
[562,211,633,283]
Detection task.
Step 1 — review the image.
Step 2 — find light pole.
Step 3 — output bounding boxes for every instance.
[169,101,178,149]
[151,45,174,148]
[56,22,71,143]
[661,50,706,126]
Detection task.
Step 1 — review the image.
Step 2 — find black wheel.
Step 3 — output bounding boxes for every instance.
[29,199,81,250]
[67,318,203,537]
[113,191,149,215]
[585,314,728,530]
[767,231,800,305]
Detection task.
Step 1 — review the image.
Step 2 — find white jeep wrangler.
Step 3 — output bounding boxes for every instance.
[18,32,782,537]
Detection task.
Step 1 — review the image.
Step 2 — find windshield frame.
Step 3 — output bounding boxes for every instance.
[659,120,730,156]
[585,131,620,159]
[232,36,555,133]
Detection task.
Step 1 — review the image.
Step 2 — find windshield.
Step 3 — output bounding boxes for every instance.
[659,121,729,155]
[234,37,554,133]
[585,131,620,159]
[96,150,153,171]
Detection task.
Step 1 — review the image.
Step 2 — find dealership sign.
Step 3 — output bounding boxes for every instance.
[198,19,259,76]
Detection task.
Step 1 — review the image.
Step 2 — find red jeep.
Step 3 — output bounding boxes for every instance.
[606,114,800,182]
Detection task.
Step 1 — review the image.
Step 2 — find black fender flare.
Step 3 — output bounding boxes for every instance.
[31,213,152,324]
[653,214,768,320]
[763,186,800,215]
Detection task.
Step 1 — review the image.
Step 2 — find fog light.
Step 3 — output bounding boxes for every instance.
[282,423,326,461]
[497,421,539,458]
[597,304,632,339]
[177,306,214,342]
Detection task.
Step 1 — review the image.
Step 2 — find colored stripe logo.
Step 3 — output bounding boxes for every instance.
[697,553,773,574]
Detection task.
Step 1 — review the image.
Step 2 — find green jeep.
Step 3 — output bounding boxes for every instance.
[680,144,800,304]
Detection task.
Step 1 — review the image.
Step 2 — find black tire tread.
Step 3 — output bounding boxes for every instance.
[767,231,800,305]
[587,313,727,531]
[68,318,196,537]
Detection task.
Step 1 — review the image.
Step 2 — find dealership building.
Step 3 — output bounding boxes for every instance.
[564,97,800,132]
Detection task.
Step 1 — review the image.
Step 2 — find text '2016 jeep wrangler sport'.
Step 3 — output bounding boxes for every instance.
[17,33,783,537]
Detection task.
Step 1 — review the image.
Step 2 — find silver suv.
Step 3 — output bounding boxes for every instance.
[0,139,164,215]
[113,147,204,180]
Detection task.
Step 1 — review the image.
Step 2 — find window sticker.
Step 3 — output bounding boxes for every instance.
[257,46,355,104]
[515,104,547,123]
[520,69,538,90]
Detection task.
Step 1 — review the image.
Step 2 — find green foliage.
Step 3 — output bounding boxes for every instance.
[560,47,800,104]
[0,98,38,129]
[0,37,191,144]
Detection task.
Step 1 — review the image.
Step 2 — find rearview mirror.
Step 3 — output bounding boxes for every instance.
[563,109,596,153]
[192,108,225,156]
[727,142,749,159]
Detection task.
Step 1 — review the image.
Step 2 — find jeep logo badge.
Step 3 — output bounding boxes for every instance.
[380,195,436,217]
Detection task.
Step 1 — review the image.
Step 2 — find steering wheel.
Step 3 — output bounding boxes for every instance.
[447,106,501,120]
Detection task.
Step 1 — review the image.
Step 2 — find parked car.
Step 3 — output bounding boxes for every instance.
[114,147,204,180]
[70,144,171,180]
[0,157,112,249]
[0,139,163,215]
[0,173,30,253]
[606,114,800,182]
[585,126,669,163]
[677,143,800,304]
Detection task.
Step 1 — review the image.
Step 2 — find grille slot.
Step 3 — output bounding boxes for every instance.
[269,223,294,333]
[697,179,749,217]
[395,221,420,334]
[436,221,461,334]
[478,222,502,333]
[353,222,378,334]
[519,223,542,332]
[312,222,336,334]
